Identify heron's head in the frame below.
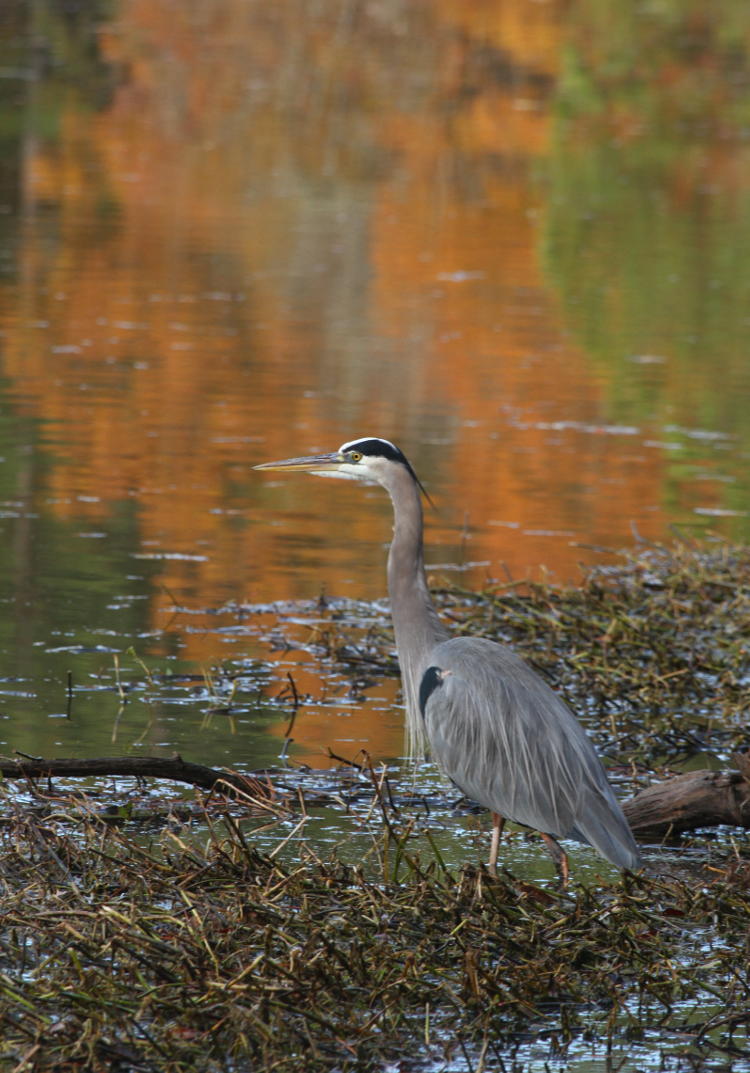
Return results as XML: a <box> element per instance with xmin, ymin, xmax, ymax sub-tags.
<box><xmin>254</xmin><ymin>436</ymin><xmax>429</xmax><ymax>498</ymax></box>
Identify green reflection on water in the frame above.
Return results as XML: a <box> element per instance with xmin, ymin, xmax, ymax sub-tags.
<box><xmin>542</xmin><ymin>0</ymin><xmax>750</xmax><ymax>533</ymax></box>
<box><xmin>0</xmin><ymin>382</ymin><xmax>283</xmax><ymax>765</ymax></box>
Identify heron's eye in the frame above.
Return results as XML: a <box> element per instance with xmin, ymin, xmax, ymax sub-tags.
<box><xmin>348</xmin><ymin>451</ymin><xmax>362</xmax><ymax>462</ymax></box>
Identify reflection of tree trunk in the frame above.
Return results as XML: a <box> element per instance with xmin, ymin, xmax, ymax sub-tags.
<box><xmin>11</xmin><ymin>444</ymin><xmax>35</xmax><ymax>679</ymax></box>
<box><xmin>2</xmin><ymin>755</ymin><xmax>750</xmax><ymax>841</ymax></box>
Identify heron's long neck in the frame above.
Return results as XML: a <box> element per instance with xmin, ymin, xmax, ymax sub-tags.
<box><xmin>385</xmin><ymin>468</ymin><xmax>449</xmax><ymax>757</ymax></box>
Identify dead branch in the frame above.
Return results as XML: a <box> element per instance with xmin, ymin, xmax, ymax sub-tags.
<box><xmin>0</xmin><ymin>754</ymin><xmax>274</xmax><ymax>800</ymax></box>
<box><xmin>2</xmin><ymin>754</ymin><xmax>750</xmax><ymax>841</ymax></box>
<box><xmin>622</xmin><ymin>769</ymin><xmax>750</xmax><ymax>839</ymax></box>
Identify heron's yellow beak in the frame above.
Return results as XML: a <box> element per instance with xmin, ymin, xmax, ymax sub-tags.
<box><xmin>253</xmin><ymin>452</ymin><xmax>343</xmax><ymax>473</ymax></box>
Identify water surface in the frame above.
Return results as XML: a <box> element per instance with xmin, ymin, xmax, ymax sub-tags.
<box><xmin>0</xmin><ymin>0</ymin><xmax>748</xmax><ymax>774</ymax></box>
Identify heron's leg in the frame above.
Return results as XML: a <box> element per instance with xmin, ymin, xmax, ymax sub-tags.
<box><xmin>488</xmin><ymin>813</ymin><xmax>505</xmax><ymax>876</ymax></box>
<box><xmin>539</xmin><ymin>832</ymin><xmax>569</xmax><ymax>888</ymax></box>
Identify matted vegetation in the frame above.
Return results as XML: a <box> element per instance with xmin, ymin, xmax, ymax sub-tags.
<box><xmin>0</xmin><ymin>805</ymin><xmax>749</xmax><ymax>1072</ymax></box>
<box><xmin>1</xmin><ymin>539</ymin><xmax>749</xmax><ymax>1071</ymax></box>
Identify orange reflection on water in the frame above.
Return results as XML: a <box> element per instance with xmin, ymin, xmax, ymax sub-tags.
<box><xmin>0</xmin><ymin>0</ymin><xmax>720</xmax><ymax>703</ymax></box>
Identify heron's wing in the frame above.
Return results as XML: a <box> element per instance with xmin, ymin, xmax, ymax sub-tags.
<box><xmin>422</xmin><ymin>637</ymin><xmax>640</xmax><ymax>870</ymax></box>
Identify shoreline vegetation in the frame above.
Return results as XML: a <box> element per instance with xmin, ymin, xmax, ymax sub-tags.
<box><xmin>1</xmin><ymin>539</ymin><xmax>748</xmax><ymax>1071</ymax></box>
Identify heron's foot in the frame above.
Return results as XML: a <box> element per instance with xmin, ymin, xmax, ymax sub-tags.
<box><xmin>540</xmin><ymin>832</ymin><xmax>569</xmax><ymax>889</ymax></box>
<box><xmin>487</xmin><ymin>813</ymin><xmax>505</xmax><ymax>877</ymax></box>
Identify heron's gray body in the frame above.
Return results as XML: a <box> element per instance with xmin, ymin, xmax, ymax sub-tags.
<box><xmin>255</xmin><ymin>436</ymin><xmax>642</xmax><ymax>876</ymax></box>
<box><xmin>419</xmin><ymin>638</ymin><xmax>641</xmax><ymax>871</ymax></box>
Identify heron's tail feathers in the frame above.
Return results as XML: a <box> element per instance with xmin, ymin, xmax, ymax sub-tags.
<box><xmin>571</xmin><ymin>813</ymin><xmax>642</xmax><ymax>872</ymax></box>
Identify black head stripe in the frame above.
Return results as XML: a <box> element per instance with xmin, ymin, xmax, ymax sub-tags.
<box><xmin>339</xmin><ymin>437</ymin><xmax>432</xmax><ymax>504</ymax></box>
<box><xmin>341</xmin><ymin>437</ymin><xmax>407</xmax><ymax>464</ymax></box>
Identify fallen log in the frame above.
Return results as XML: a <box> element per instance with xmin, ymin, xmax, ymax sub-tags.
<box><xmin>2</xmin><ymin>753</ymin><xmax>750</xmax><ymax>841</ymax></box>
<box><xmin>622</xmin><ymin>768</ymin><xmax>750</xmax><ymax>839</ymax></box>
<box><xmin>0</xmin><ymin>754</ymin><xmax>277</xmax><ymax>803</ymax></box>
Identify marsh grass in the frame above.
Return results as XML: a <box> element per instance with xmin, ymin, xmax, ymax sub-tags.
<box><xmin>0</xmin><ymin>802</ymin><xmax>748</xmax><ymax>1072</ymax></box>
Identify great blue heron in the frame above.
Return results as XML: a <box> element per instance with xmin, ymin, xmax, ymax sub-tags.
<box><xmin>256</xmin><ymin>436</ymin><xmax>642</xmax><ymax>882</ymax></box>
